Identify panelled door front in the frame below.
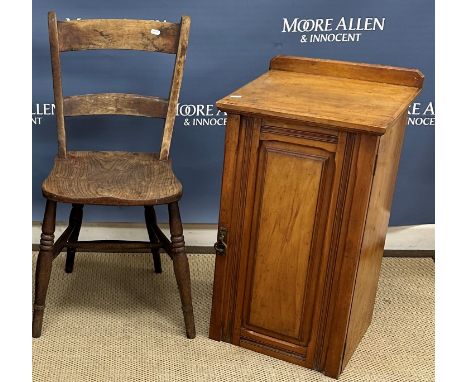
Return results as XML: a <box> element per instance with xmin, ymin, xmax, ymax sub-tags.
<box><xmin>231</xmin><ymin>118</ymin><xmax>344</xmax><ymax>367</ymax></box>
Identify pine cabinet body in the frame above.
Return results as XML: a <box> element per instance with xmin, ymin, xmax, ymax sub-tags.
<box><xmin>209</xmin><ymin>56</ymin><xmax>423</xmax><ymax>378</ymax></box>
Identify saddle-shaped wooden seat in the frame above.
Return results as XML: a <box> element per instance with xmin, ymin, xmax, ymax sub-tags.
<box><xmin>42</xmin><ymin>151</ymin><xmax>183</xmax><ymax>206</ymax></box>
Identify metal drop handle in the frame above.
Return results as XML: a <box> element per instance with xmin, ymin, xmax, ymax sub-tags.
<box><xmin>214</xmin><ymin>227</ymin><xmax>228</xmax><ymax>255</ymax></box>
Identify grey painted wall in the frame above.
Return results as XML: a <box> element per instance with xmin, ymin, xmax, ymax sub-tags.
<box><xmin>32</xmin><ymin>0</ymin><xmax>434</xmax><ymax>225</ymax></box>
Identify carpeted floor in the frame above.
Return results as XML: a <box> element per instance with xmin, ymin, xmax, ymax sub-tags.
<box><xmin>32</xmin><ymin>253</ymin><xmax>434</xmax><ymax>382</ymax></box>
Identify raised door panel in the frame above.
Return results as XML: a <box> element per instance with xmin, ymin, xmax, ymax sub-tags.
<box><xmin>247</xmin><ymin>142</ymin><xmax>324</xmax><ymax>339</ymax></box>
<box><xmin>236</xmin><ymin>131</ymin><xmax>338</xmax><ymax>365</ymax></box>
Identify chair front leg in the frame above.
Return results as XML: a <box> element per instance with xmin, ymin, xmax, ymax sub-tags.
<box><xmin>168</xmin><ymin>202</ymin><xmax>195</xmax><ymax>339</ymax></box>
<box><xmin>33</xmin><ymin>199</ymin><xmax>57</xmax><ymax>338</ymax></box>
<box><xmin>65</xmin><ymin>204</ymin><xmax>83</xmax><ymax>273</ymax></box>
<box><xmin>144</xmin><ymin>205</ymin><xmax>162</xmax><ymax>273</ymax></box>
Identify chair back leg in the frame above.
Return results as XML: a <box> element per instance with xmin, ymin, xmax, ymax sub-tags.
<box><xmin>168</xmin><ymin>202</ymin><xmax>196</xmax><ymax>339</ymax></box>
<box><xmin>33</xmin><ymin>199</ymin><xmax>57</xmax><ymax>338</ymax></box>
<box><xmin>65</xmin><ymin>204</ymin><xmax>83</xmax><ymax>273</ymax></box>
<box><xmin>144</xmin><ymin>206</ymin><xmax>163</xmax><ymax>273</ymax></box>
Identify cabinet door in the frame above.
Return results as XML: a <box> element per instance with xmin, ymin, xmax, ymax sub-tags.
<box><xmin>232</xmin><ymin>120</ymin><xmax>342</xmax><ymax>367</ymax></box>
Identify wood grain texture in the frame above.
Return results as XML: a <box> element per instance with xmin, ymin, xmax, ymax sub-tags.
<box><xmin>211</xmin><ymin>119</ymin><xmax>340</xmax><ymax>366</ymax></box>
<box><xmin>209</xmin><ymin>56</ymin><xmax>423</xmax><ymax>378</ymax></box>
<box><xmin>42</xmin><ymin>151</ymin><xmax>182</xmax><ymax>205</ymax></box>
<box><xmin>236</xmin><ymin>127</ymin><xmax>340</xmax><ymax>367</ymax></box>
<box><xmin>217</xmin><ymin>56</ymin><xmax>422</xmax><ymax>135</ymax></box>
<box><xmin>229</xmin><ymin>117</ymin><xmax>262</xmax><ymax>343</ymax></box>
<box><xmin>270</xmin><ymin>55</ymin><xmax>424</xmax><ymax>88</ymax></box>
<box><xmin>160</xmin><ymin>16</ymin><xmax>191</xmax><ymax>159</ymax></box>
<box><xmin>234</xmin><ymin>138</ymin><xmax>337</xmax><ymax>365</ymax></box>
<box><xmin>36</xmin><ymin>12</ymin><xmax>196</xmax><ymax>341</ymax></box>
<box><xmin>48</xmin><ymin>12</ymin><xmax>66</xmax><ymax>157</ymax></box>
<box><xmin>58</xmin><ymin>19</ymin><xmax>180</xmax><ymax>53</ymax></box>
<box><xmin>319</xmin><ymin>134</ymin><xmax>379</xmax><ymax>378</ymax></box>
<box><xmin>47</xmin><ymin>12</ymin><xmax>190</xmax><ymax>159</ymax></box>
<box><xmin>63</xmin><ymin>93</ymin><xmax>168</xmax><ymax>118</ymax></box>
<box><xmin>309</xmin><ymin>132</ymin><xmax>354</xmax><ymax>371</ymax></box>
<box><xmin>209</xmin><ymin>114</ymin><xmax>241</xmax><ymax>341</ymax></box>
<box><xmin>342</xmin><ymin>111</ymin><xmax>408</xmax><ymax>369</ymax></box>
<box><xmin>244</xmin><ymin>142</ymin><xmax>327</xmax><ymax>340</ymax></box>
<box><xmin>260</xmin><ymin>119</ymin><xmax>338</xmax><ymax>153</ymax></box>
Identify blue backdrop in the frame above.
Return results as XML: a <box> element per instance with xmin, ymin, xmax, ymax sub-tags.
<box><xmin>32</xmin><ymin>0</ymin><xmax>434</xmax><ymax>225</ymax></box>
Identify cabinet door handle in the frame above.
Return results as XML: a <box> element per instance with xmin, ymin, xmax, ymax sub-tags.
<box><xmin>214</xmin><ymin>226</ymin><xmax>228</xmax><ymax>255</ymax></box>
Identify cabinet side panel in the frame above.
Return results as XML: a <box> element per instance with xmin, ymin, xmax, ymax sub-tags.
<box><xmin>342</xmin><ymin>112</ymin><xmax>408</xmax><ymax>368</ymax></box>
<box><xmin>321</xmin><ymin>133</ymin><xmax>379</xmax><ymax>378</ymax></box>
<box><xmin>209</xmin><ymin>114</ymin><xmax>241</xmax><ymax>341</ymax></box>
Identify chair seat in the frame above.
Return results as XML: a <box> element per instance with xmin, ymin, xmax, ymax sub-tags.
<box><xmin>42</xmin><ymin>151</ymin><xmax>183</xmax><ymax>205</ymax></box>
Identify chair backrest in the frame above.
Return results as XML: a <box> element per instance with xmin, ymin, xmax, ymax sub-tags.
<box><xmin>48</xmin><ymin>11</ymin><xmax>191</xmax><ymax>160</ymax></box>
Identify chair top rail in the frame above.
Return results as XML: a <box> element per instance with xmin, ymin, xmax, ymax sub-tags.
<box><xmin>57</xmin><ymin>18</ymin><xmax>181</xmax><ymax>53</ymax></box>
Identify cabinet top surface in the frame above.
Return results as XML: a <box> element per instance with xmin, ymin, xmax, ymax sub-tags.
<box><xmin>217</xmin><ymin>56</ymin><xmax>423</xmax><ymax>135</ymax></box>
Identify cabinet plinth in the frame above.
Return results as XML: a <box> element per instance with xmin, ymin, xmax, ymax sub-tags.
<box><xmin>209</xmin><ymin>56</ymin><xmax>423</xmax><ymax>378</ymax></box>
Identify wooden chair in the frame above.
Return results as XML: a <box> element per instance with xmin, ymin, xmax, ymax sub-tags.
<box><xmin>32</xmin><ymin>11</ymin><xmax>195</xmax><ymax>339</ymax></box>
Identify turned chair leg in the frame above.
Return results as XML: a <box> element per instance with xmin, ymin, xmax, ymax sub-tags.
<box><xmin>33</xmin><ymin>199</ymin><xmax>57</xmax><ymax>338</ymax></box>
<box><xmin>144</xmin><ymin>206</ymin><xmax>162</xmax><ymax>273</ymax></box>
<box><xmin>168</xmin><ymin>202</ymin><xmax>196</xmax><ymax>339</ymax></box>
<box><xmin>65</xmin><ymin>204</ymin><xmax>83</xmax><ymax>273</ymax></box>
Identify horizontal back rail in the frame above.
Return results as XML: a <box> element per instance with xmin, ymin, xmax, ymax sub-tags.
<box><xmin>58</xmin><ymin>19</ymin><xmax>180</xmax><ymax>53</ymax></box>
<box><xmin>48</xmin><ymin>11</ymin><xmax>190</xmax><ymax>158</ymax></box>
<box><xmin>270</xmin><ymin>55</ymin><xmax>424</xmax><ymax>88</ymax></box>
<box><xmin>63</xmin><ymin>93</ymin><xmax>169</xmax><ymax>118</ymax></box>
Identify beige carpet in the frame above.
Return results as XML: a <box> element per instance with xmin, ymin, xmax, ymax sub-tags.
<box><xmin>32</xmin><ymin>253</ymin><xmax>434</xmax><ymax>382</ymax></box>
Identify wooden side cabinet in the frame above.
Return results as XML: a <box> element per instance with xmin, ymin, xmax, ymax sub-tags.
<box><xmin>209</xmin><ymin>56</ymin><xmax>423</xmax><ymax>378</ymax></box>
